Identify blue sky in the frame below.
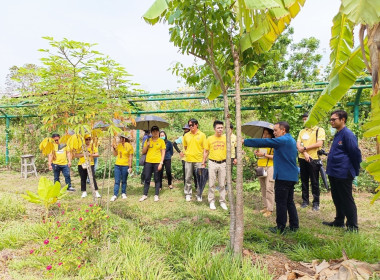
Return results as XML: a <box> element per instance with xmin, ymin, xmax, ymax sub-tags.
<box><xmin>0</xmin><ymin>0</ymin><xmax>340</xmax><ymax>93</ymax></box>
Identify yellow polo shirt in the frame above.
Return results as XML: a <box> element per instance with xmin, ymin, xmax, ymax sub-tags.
<box><xmin>183</xmin><ymin>130</ymin><xmax>206</xmax><ymax>162</ymax></box>
<box><xmin>205</xmin><ymin>135</ymin><xmax>226</xmax><ymax>161</ymax></box>
<box><xmin>230</xmin><ymin>133</ymin><xmax>237</xmax><ymax>159</ymax></box>
<box><xmin>115</xmin><ymin>143</ymin><xmax>133</xmax><ymax>166</ymax></box>
<box><xmin>52</xmin><ymin>144</ymin><xmax>69</xmax><ymax>165</ymax></box>
<box><xmin>257</xmin><ymin>148</ymin><xmax>274</xmax><ymax>167</ymax></box>
<box><xmin>78</xmin><ymin>145</ymin><xmax>98</xmax><ymax>166</ymax></box>
<box><xmin>297</xmin><ymin>126</ymin><xmax>325</xmax><ymax>160</ymax></box>
<box><xmin>144</xmin><ymin>138</ymin><xmax>166</xmax><ymax>164</ymax></box>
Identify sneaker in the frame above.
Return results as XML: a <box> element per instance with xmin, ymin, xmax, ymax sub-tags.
<box><xmin>67</xmin><ymin>187</ymin><xmax>76</xmax><ymax>192</ymax></box>
<box><xmin>197</xmin><ymin>196</ymin><xmax>203</xmax><ymax>202</ymax></box>
<box><xmin>154</xmin><ymin>195</ymin><xmax>159</xmax><ymax>202</ymax></box>
<box><xmin>81</xmin><ymin>191</ymin><xmax>87</xmax><ymax>198</ymax></box>
<box><xmin>263</xmin><ymin>211</ymin><xmax>272</xmax><ymax>217</ymax></box>
<box><xmin>121</xmin><ymin>193</ymin><xmax>127</xmax><ymax>199</ymax></box>
<box><xmin>312</xmin><ymin>204</ymin><xmax>320</xmax><ymax>211</ymax></box>
<box><xmin>185</xmin><ymin>195</ymin><xmax>191</xmax><ymax>202</ymax></box>
<box><xmin>139</xmin><ymin>195</ymin><xmax>148</xmax><ymax>202</ymax></box>
<box><xmin>210</xmin><ymin>202</ymin><xmax>216</xmax><ymax>210</ymax></box>
<box><xmin>169</xmin><ymin>185</ymin><xmax>173</xmax><ymax>189</ymax></box>
<box><xmin>301</xmin><ymin>202</ymin><xmax>309</xmax><ymax>208</ymax></box>
<box><xmin>260</xmin><ymin>208</ymin><xmax>267</xmax><ymax>213</ymax></box>
<box><xmin>220</xmin><ymin>202</ymin><xmax>228</xmax><ymax>210</ymax></box>
<box><xmin>95</xmin><ymin>191</ymin><xmax>101</xmax><ymax>198</ymax></box>
<box><xmin>110</xmin><ymin>195</ymin><xmax>117</xmax><ymax>202</ymax></box>
<box><xmin>322</xmin><ymin>221</ymin><xmax>344</xmax><ymax>228</ymax></box>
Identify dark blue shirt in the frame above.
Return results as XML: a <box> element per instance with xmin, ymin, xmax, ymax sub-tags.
<box><xmin>244</xmin><ymin>133</ymin><xmax>299</xmax><ymax>182</ymax></box>
<box><xmin>326</xmin><ymin>126</ymin><xmax>362</xmax><ymax>179</ymax></box>
<box><xmin>164</xmin><ymin>140</ymin><xmax>174</xmax><ymax>160</ymax></box>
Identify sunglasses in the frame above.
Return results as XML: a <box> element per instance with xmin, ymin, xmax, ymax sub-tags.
<box><xmin>188</xmin><ymin>124</ymin><xmax>195</xmax><ymax>127</ymax></box>
<box><xmin>54</xmin><ymin>139</ymin><xmax>59</xmax><ymax>142</ymax></box>
<box><xmin>85</xmin><ymin>138</ymin><xmax>92</xmax><ymax>141</ymax></box>
<box><xmin>329</xmin><ymin>118</ymin><xmax>339</xmax><ymax>122</ymax></box>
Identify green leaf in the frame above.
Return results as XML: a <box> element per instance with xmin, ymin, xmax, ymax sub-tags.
<box><xmin>206</xmin><ymin>81</ymin><xmax>222</xmax><ymax>101</ymax></box>
<box><xmin>37</xmin><ymin>176</ymin><xmax>51</xmax><ymax>199</ymax></box>
<box><xmin>244</xmin><ymin>0</ymin><xmax>281</xmax><ymax>10</ymax></box>
<box><xmin>143</xmin><ymin>0</ymin><xmax>169</xmax><ymax>25</ymax></box>
<box><xmin>246</xmin><ymin>61</ymin><xmax>259</xmax><ymax>78</ymax></box>
<box><xmin>366</xmin><ymin>154</ymin><xmax>380</xmax><ymax>163</ymax></box>
<box><xmin>371</xmin><ymin>189</ymin><xmax>380</xmax><ymax>204</ymax></box>
<box><xmin>340</xmin><ymin>0</ymin><xmax>380</xmax><ymax>26</ymax></box>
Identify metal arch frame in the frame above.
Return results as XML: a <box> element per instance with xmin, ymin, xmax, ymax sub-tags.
<box><xmin>0</xmin><ymin>79</ymin><xmax>372</xmax><ymax>168</ymax></box>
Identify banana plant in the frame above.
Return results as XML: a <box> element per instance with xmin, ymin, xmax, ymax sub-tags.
<box><xmin>22</xmin><ymin>176</ymin><xmax>67</xmax><ymax>220</ymax></box>
<box><xmin>305</xmin><ymin>1</ymin><xmax>380</xmax><ymax>202</ymax></box>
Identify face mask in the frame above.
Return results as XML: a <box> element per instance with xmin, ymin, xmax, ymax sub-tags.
<box><xmin>330</xmin><ymin>127</ymin><xmax>337</xmax><ymax>136</ymax></box>
<box><xmin>160</xmin><ymin>136</ymin><xmax>165</xmax><ymax>140</ymax></box>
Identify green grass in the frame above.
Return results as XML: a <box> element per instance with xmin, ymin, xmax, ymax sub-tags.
<box><xmin>0</xmin><ymin>170</ymin><xmax>379</xmax><ymax>279</ymax></box>
<box><xmin>0</xmin><ymin>193</ymin><xmax>26</xmax><ymax>221</ymax></box>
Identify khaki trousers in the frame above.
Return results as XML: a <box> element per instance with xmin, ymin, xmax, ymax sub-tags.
<box><xmin>258</xmin><ymin>166</ymin><xmax>274</xmax><ymax>212</ymax></box>
<box><xmin>184</xmin><ymin>161</ymin><xmax>202</xmax><ymax>196</ymax></box>
<box><xmin>208</xmin><ymin>160</ymin><xmax>226</xmax><ymax>204</ymax></box>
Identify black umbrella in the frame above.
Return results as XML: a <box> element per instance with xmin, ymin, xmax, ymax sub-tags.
<box><xmin>242</xmin><ymin>121</ymin><xmax>275</xmax><ymax>138</ymax></box>
<box><xmin>312</xmin><ymin>159</ymin><xmax>329</xmax><ymax>190</ymax></box>
<box><xmin>195</xmin><ymin>168</ymin><xmax>209</xmax><ymax>196</ymax></box>
<box><xmin>132</xmin><ymin>115</ymin><xmax>169</xmax><ymax>130</ymax></box>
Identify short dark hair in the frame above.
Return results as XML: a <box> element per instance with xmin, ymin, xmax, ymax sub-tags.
<box><xmin>188</xmin><ymin>118</ymin><xmax>198</xmax><ymax>126</ymax></box>
<box><xmin>275</xmin><ymin>121</ymin><xmax>290</xmax><ymax>133</ymax></box>
<box><xmin>230</xmin><ymin>123</ymin><xmax>234</xmax><ymax>129</ymax></box>
<box><xmin>151</xmin><ymin>126</ymin><xmax>159</xmax><ymax>132</ymax></box>
<box><xmin>302</xmin><ymin>113</ymin><xmax>309</xmax><ymax>118</ymax></box>
<box><xmin>213</xmin><ymin>120</ymin><xmax>224</xmax><ymax>128</ymax></box>
<box><xmin>331</xmin><ymin>110</ymin><xmax>347</xmax><ymax>123</ymax></box>
<box><xmin>51</xmin><ymin>133</ymin><xmax>60</xmax><ymax>138</ymax></box>
<box><xmin>263</xmin><ymin>128</ymin><xmax>275</xmax><ymax>138</ymax></box>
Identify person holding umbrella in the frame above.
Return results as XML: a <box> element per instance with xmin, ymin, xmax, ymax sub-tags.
<box><xmin>110</xmin><ymin>134</ymin><xmax>133</xmax><ymax>202</ymax></box>
<box><xmin>254</xmin><ymin>128</ymin><xmax>275</xmax><ymax>217</ymax></box>
<box><xmin>183</xmin><ymin>118</ymin><xmax>206</xmax><ymax>202</ymax></box>
<box><xmin>243</xmin><ymin>121</ymin><xmax>299</xmax><ymax>234</ymax></box>
<box><xmin>297</xmin><ymin>113</ymin><xmax>325</xmax><ymax>211</ymax></box>
<box><xmin>139</xmin><ymin>126</ymin><xmax>166</xmax><ymax>202</ymax></box>
<box><xmin>202</xmin><ymin>120</ymin><xmax>228</xmax><ymax>210</ymax></box>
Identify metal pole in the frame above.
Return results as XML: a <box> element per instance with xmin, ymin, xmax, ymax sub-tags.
<box><xmin>353</xmin><ymin>88</ymin><xmax>364</xmax><ymax>124</ymax></box>
<box><xmin>5</xmin><ymin>117</ymin><xmax>10</xmax><ymax>166</ymax></box>
<box><xmin>135</xmin><ymin>114</ymin><xmax>141</xmax><ymax>173</ymax></box>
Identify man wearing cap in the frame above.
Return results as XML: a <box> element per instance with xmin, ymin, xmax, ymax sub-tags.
<box><xmin>110</xmin><ymin>134</ymin><xmax>133</xmax><ymax>201</ymax></box>
<box><xmin>48</xmin><ymin>133</ymin><xmax>75</xmax><ymax>192</ymax></box>
<box><xmin>296</xmin><ymin>113</ymin><xmax>325</xmax><ymax>211</ymax></box>
<box><xmin>173</xmin><ymin>124</ymin><xmax>197</xmax><ymax>189</ymax></box>
<box><xmin>183</xmin><ymin>118</ymin><xmax>206</xmax><ymax>202</ymax></box>
<box><xmin>202</xmin><ymin>120</ymin><xmax>228</xmax><ymax>210</ymax></box>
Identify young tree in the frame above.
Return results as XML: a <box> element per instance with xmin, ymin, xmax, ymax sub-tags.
<box><xmin>144</xmin><ymin>0</ymin><xmax>305</xmax><ymax>255</ymax></box>
<box><xmin>5</xmin><ymin>64</ymin><xmax>41</xmax><ymax>96</ymax></box>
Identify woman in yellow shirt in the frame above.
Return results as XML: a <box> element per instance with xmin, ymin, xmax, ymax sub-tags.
<box><xmin>254</xmin><ymin>128</ymin><xmax>274</xmax><ymax>217</ymax></box>
<box><xmin>110</xmin><ymin>134</ymin><xmax>133</xmax><ymax>202</ymax></box>
<box><xmin>74</xmin><ymin>135</ymin><xmax>101</xmax><ymax>198</ymax></box>
<box><xmin>139</xmin><ymin>126</ymin><xmax>166</xmax><ymax>202</ymax></box>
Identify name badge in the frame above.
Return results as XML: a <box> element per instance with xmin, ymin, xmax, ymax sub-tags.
<box><xmin>302</xmin><ymin>133</ymin><xmax>310</xmax><ymax>140</ymax></box>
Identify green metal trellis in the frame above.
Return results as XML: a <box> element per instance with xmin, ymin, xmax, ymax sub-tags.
<box><xmin>0</xmin><ymin>80</ymin><xmax>372</xmax><ymax>168</ymax></box>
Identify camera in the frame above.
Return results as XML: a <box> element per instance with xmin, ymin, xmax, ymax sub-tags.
<box><xmin>317</xmin><ymin>149</ymin><xmax>328</xmax><ymax>156</ymax></box>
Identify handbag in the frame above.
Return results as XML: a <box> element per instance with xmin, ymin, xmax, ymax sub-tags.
<box><xmin>255</xmin><ymin>148</ymin><xmax>272</xmax><ymax>178</ymax></box>
<box><xmin>139</xmin><ymin>154</ymin><xmax>146</xmax><ymax>166</ymax></box>
<box><xmin>81</xmin><ymin>162</ymin><xmax>89</xmax><ymax>169</ymax></box>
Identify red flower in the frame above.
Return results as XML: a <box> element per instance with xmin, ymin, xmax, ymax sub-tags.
<box><xmin>79</xmin><ymin>240</ymin><xmax>83</xmax><ymax>244</ymax></box>
<box><xmin>72</xmin><ymin>227</ymin><xmax>76</xmax><ymax>230</ymax></box>
<box><xmin>54</xmin><ymin>236</ymin><xmax>59</xmax><ymax>240</ymax></box>
<box><xmin>57</xmin><ymin>224</ymin><xmax>61</xmax><ymax>228</ymax></box>
<box><xmin>89</xmin><ymin>204</ymin><xmax>93</xmax><ymax>207</ymax></box>
<box><xmin>53</xmin><ymin>250</ymin><xmax>57</xmax><ymax>253</ymax></box>
<box><xmin>46</xmin><ymin>265</ymin><xmax>52</xmax><ymax>270</ymax></box>
<box><xmin>44</xmin><ymin>239</ymin><xmax>49</xmax><ymax>245</ymax></box>
<box><xmin>79</xmin><ymin>217</ymin><xmax>83</xmax><ymax>221</ymax></box>
<box><xmin>30</xmin><ymin>249</ymin><xmax>34</xmax><ymax>254</ymax></box>
<box><xmin>58</xmin><ymin>262</ymin><xmax>63</xmax><ymax>266</ymax></box>
<box><xmin>57</xmin><ymin>203</ymin><xmax>61</xmax><ymax>208</ymax></box>
<box><xmin>78</xmin><ymin>264</ymin><xmax>81</xmax><ymax>268</ymax></box>
<box><xmin>61</xmin><ymin>210</ymin><xmax>65</xmax><ymax>215</ymax></box>
<box><xmin>85</xmin><ymin>209</ymin><xmax>89</xmax><ymax>213</ymax></box>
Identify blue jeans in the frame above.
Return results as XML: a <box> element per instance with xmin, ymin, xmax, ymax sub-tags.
<box><xmin>52</xmin><ymin>164</ymin><xmax>71</xmax><ymax>188</ymax></box>
<box><xmin>114</xmin><ymin>165</ymin><xmax>129</xmax><ymax>196</ymax></box>
<box><xmin>87</xmin><ymin>157</ymin><xmax>98</xmax><ymax>183</ymax></box>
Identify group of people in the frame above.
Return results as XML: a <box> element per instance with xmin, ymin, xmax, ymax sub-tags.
<box><xmin>48</xmin><ymin>109</ymin><xmax>362</xmax><ymax>233</ymax></box>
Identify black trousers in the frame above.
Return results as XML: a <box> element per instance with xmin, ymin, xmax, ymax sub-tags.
<box><xmin>275</xmin><ymin>180</ymin><xmax>299</xmax><ymax>230</ymax></box>
<box><xmin>299</xmin><ymin>158</ymin><xmax>320</xmax><ymax>205</ymax></box>
<box><xmin>159</xmin><ymin>159</ymin><xmax>172</xmax><ymax>187</ymax></box>
<box><xmin>181</xmin><ymin>160</ymin><xmax>197</xmax><ymax>188</ymax></box>
<box><xmin>78</xmin><ymin>165</ymin><xmax>98</xmax><ymax>192</ymax></box>
<box><xmin>143</xmin><ymin>162</ymin><xmax>160</xmax><ymax>196</ymax></box>
<box><xmin>328</xmin><ymin>175</ymin><xmax>358</xmax><ymax>229</ymax></box>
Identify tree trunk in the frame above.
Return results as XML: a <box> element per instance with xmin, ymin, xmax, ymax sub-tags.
<box><xmin>367</xmin><ymin>23</ymin><xmax>380</xmax><ymax>97</ymax></box>
<box><xmin>82</xmin><ymin>143</ymin><xmax>97</xmax><ymax>202</ymax></box>
<box><xmin>230</xmin><ymin>41</ymin><xmax>244</xmax><ymax>256</ymax></box>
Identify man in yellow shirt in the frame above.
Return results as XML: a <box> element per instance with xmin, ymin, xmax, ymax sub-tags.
<box><xmin>229</xmin><ymin>124</ymin><xmax>237</xmax><ymax>165</ymax></box>
<box><xmin>297</xmin><ymin>113</ymin><xmax>326</xmax><ymax>211</ymax></box>
<box><xmin>183</xmin><ymin>118</ymin><xmax>206</xmax><ymax>202</ymax></box>
<box><xmin>48</xmin><ymin>133</ymin><xmax>75</xmax><ymax>191</ymax></box>
<box><xmin>202</xmin><ymin>120</ymin><xmax>228</xmax><ymax>210</ymax></box>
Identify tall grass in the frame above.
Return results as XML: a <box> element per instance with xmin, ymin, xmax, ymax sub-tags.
<box><xmin>0</xmin><ymin>193</ymin><xmax>26</xmax><ymax>221</ymax></box>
